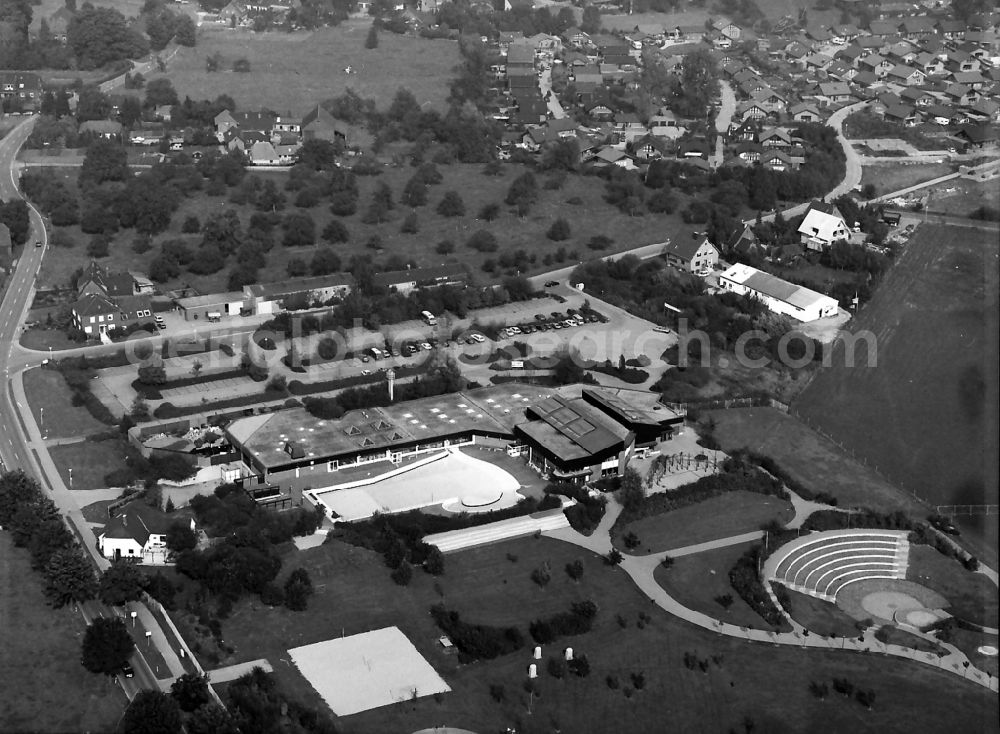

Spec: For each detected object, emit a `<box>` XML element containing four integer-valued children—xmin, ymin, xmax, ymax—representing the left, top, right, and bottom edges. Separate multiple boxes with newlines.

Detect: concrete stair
<box><xmin>426</xmin><ymin>509</ymin><xmax>570</xmax><ymax>553</ymax></box>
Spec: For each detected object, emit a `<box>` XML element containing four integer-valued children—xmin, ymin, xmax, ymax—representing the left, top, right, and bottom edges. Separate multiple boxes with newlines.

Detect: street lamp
<box><xmin>68</xmin><ymin>468</ymin><xmax>73</xmax><ymax>489</ymax></box>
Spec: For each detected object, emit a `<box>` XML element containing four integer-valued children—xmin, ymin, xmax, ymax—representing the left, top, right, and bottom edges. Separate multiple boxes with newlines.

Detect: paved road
<box><xmin>538</xmin><ymin>66</ymin><xmax>566</xmax><ymax>120</ymax></box>
<box><xmin>710</xmin><ymin>81</ymin><xmax>736</xmax><ymax>170</ymax></box>
<box><xmin>0</xmin><ymin>118</ymin><xmax>188</xmax><ymax>702</ymax></box>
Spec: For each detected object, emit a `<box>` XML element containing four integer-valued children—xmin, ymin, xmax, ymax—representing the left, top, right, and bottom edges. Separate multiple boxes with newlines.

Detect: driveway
<box><xmin>710</xmin><ymin>81</ymin><xmax>736</xmax><ymax>169</ymax></box>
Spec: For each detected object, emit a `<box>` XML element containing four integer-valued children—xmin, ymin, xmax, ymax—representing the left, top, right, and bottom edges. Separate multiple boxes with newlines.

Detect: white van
<box><xmin>421</xmin><ymin>310</ymin><xmax>437</xmax><ymax>326</ymax></box>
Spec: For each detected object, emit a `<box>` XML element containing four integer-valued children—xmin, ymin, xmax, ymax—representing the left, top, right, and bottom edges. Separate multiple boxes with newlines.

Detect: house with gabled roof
<box><xmin>798</xmin><ymin>200</ymin><xmax>851</xmax><ymax>251</ymax></box>
<box><xmin>886</xmin><ymin>64</ymin><xmax>924</xmax><ymax>86</ymax></box>
<box><xmin>900</xmin><ymin>17</ymin><xmax>937</xmax><ymax>39</ymax></box>
<box><xmin>0</xmin><ymin>71</ymin><xmax>43</xmax><ymax>112</ymax></box>
<box><xmin>789</xmin><ymin>102</ymin><xmax>823</xmax><ymax>123</ymax></box>
<box><xmin>759</xmin><ymin>127</ymin><xmax>792</xmax><ymax>149</ymax></box>
<box><xmin>836</xmin><ymin>44</ymin><xmax>866</xmax><ymax>67</ymax></box>
<box><xmin>99</xmin><ymin>502</ymin><xmax>197</xmax><ymax>564</ymax></box>
<box><xmin>663</xmin><ymin>237</ymin><xmax>719</xmax><ymax>272</ymax></box>
<box><xmin>884</xmin><ymin>103</ymin><xmax>919</xmax><ymax>126</ymax></box>
<box><xmin>936</xmin><ymin>19</ymin><xmax>967</xmax><ymax>40</ymax></box>
<box><xmin>869</xmin><ymin>19</ymin><xmax>903</xmax><ymax>38</ymax></box>
<box><xmin>944</xmin><ymin>83</ymin><xmax>979</xmax><ymax>107</ymax></box>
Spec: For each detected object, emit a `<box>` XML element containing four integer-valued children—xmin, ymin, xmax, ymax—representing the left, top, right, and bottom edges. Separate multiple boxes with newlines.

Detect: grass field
<box><xmin>906</xmin><ymin>545</ymin><xmax>999</xmax><ymax>629</ymax></box>
<box><xmin>654</xmin><ymin>541</ymin><xmax>788</xmax><ymax>632</ymax></box>
<box><xmin>707</xmin><ymin>408</ymin><xmax>929</xmax><ymax>517</ymax></box>
<box><xmin>794</xmin><ymin>223</ymin><xmax>999</xmax><ymax>559</ymax></box>
<box><xmin>144</xmin><ymin>22</ymin><xmax>459</xmax><ymax>114</ymax></box>
<box><xmin>49</xmin><ymin>438</ymin><xmax>130</xmax><ymax>490</ymax></box>
<box><xmin>0</xmin><ymin>534</ymin><xmax>127</xmax><ymax>733</ymax></box>
<box><xmin>874</xmin><ymin>626</ymin><xmax>946</xmax><ymax>657</ymax></box>
<box><xmin>23</xmin><ymin>367</ymin><xmax>109</xmax><ymax>439</ymax></box>
<box><xmin>612</xmin><ymin>491</ymin><xmax>793</xmax><ymax>555</ymax></box>
<box><xmin>860</xmin><ymin>162</ymin><xmax>956</xmax><ymax>197</ymax></box>
<box><xmin>36</xmin><ymin>162</ymin><xmax>694</xmax><ymax>296</ymax></box>
<box><xmin>927</xmin><ymin>179</ymin><xmax>999</xmax><ymax>218</ymax></box>
<box><xmin>175</xmin><ymin>534</ymin><xmax>997</xmax><ymax>733</ymax></box>
<box><xmin>778</xmin><ymin>586</ymin><xmax>860</xmax><ymax>638</ymax></box>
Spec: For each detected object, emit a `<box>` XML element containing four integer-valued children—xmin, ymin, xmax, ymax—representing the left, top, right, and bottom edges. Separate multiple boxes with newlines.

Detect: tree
<box><xmin>581</xmin><ymin>4</ymin><xmax>601</xmax><ymax>34</ymax></box>
<box><xmin>673</xmin><ymin>48</ymin><xmax>719</xmax><ymax>118</ymax></box>
<box><xmin>466</xmin><ymin>229</ymin><xmax>498</xmax><ymax>252</ymax></box>
<box><xmin>436</xmin><ymin>190</ymin><xmax>466</xmax><ymax>217</ymax></box>
<box><xmin>282</xmin><ymin>212</ymin><xmax>316</xmax><ymax>247</ymax></box>
<box><xmin>283</xmin><ymin>567</ymin><xmax>314</xmax><ymax>611</ymax></box>
<box><xmin>165</xmin><ymin>521</ymin><xmax>198</xmax><ymax>553</ymax></box>
<box><xmin>67</xmin><ymin>6</ymin><xmax>149</xmax><ymax>69</ymax></box>
<box><xmin>565</xmin><ymin>559</ymin><xmax>584</xmax><ymax>581</ymax></box>
<box><xmin>365</xmin><ymin>23</ymin><xmax>378</xmax><ymax>49</ymax></box>
<box><xmin>619</xmin><ymin>467</ymin><xmax>645</xmax><ymax>513</ymax></box>
<box><xmin>98</xmin><ymin>559</ymin><xmax>147</xmax><ymax>606</ymax></box>
<box><xmin>81</xmin><ymin>617</ymin><xmax>134</xmax><ymax>676</ymax></box>
<box><xmin>186</xmin><ymin>702</ymin><xmax>238</xmax><ymax>734</ymax></box>
<box><xmin>170</xmin><ymin>673</ymin><xmax>211</xmax><ymax>712</ymax></box>
<box><xmin>547</xmin><ymin>217</ymin><xmax>571</xmax><ymax>241</ymax></box>
<box><xmin>174</xmin><ymin>14</ymin><xmax>197</xmax><ymax>46</ymax></box>
<box><xmin>45</xmin><ymin>547</ymin><xmax>97</xmax><ymax>607</ymax></box>
<box><xmin>144</xmin><ymin>78</ymin><xmax>178</xmax><ymax>108</ymax></box>
<box><xmin>233</xmin><ymin>58</ymin><xmax>251</xmax><ymax>73</ymax></box>
<box><xmin>424</xmin><ymin>547</ymin><xmax>445</xmax><ymax>575</ymax></box>
<box><xmin>120</xmin><ymin>690</ymin><xmax>182</xmax><ymax>734</ymax></box>
<box><xmin>321</xmin><ymin>219</ymin><xmax>349</xmax><ymax>243</ymax></box>
<box><xmin>402</xmin><ymin>175</ymin><xmax>428</xmax><ymax>207</ymax></box>
<box><xmin>505</xmin><ymin>171</ymin><xmax>537</xmax><ymax>213</ymax></box>
<box><xmin>391</xmin><ymin>560</ymin><xmax>413</xmax><ymax>585</ymax></box>
<box><xmin>79</xmin><ymin>139</ymin><xmax>128</xmax><ymax>188</ymax></box>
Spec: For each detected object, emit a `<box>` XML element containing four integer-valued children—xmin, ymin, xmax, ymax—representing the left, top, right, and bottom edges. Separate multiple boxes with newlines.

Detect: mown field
<box><xmin>176</xmin><ymin>534</ymin><xmax>998</xmax><ymax>734</ymax></box>
<box><xmin>0</xmin><ymin>534</ymin><xmax>127</xmax><ymax>733</ymax></box>
<box><xmin>860</xmin><ymin>162</ymin><xmax>956</xmax><ymax>197</ymax></box>
<box><xmin>143</xmin><ymin>21</ymin><xmax>460</xmax><ymax>115</ymax></box>
<box><xmin>35</xmin><ymin>162</ymin><xmax>692</xmax><ymax>296</ymax></box>
<box><xmin>794</xmin><ymin>223</ymin><xmax>999</xmax><ymax>558</ymax></box>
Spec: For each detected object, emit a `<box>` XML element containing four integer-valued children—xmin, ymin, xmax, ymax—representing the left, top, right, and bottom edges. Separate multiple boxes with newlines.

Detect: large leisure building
<box><xmin>225</xmin><ymin>383</ymin><xmax>683</xmax><ymax>488</ymax></box>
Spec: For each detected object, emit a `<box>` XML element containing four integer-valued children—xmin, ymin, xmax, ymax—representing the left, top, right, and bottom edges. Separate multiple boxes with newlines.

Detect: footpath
<box><xmin>544</xmin><ymin>495</ymin><xmax>999</xmax><ymax>692</ymax></box>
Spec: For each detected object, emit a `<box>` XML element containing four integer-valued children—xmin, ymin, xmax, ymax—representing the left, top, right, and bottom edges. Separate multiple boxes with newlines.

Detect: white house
<box><xmin>797</xmin><ymin>202</ymin><xmax>851</xmax><ymax>251</ymax></box>
<box><xmin>98</xmin><ymin>503</ymin><xmax>196</xmax><ymax>565</ymax></box>
<box><xmin>718</xmin><ymin>264</ymin><xmax>839</xmax><ymax>322</ymax></box>
<box><xmin>661</xmin><ymin>237</ymin><xmax>719</xmax><ymax>272</ymax></box>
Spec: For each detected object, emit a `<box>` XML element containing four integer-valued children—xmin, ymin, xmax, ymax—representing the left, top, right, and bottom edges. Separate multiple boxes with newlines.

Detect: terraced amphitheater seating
<box><xmin>765</xmin><ymin>530</ymin><xmax>910</xmax><ymax>602</ymax></box>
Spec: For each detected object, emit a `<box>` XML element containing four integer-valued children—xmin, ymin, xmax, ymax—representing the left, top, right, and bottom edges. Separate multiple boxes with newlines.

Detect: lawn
<box><xmin>860</xmin><ymin>162</ymin><xmax>955</xmax><ymax>197</ymax></box>
<box><xmin>793</xmin><ymin>223</ymin><xmax>999</xmax><ymax>561</ymax></box>
<box><xmin>906</xmin><ymin>545</ymin><xmax>999</xmax><ymax>629</ymax></box>
<box><xmin>926</xmin><ymin>179</ymin><xmax>999</xmax><ymax>218</ymax></box>
<box><xmin>23</xmin><ymin>367</ymin><xmax>109</xmax><ymax>439</ymax></box>
<box><xmin>612</xmin><ymin>490</ymin><xmax>794</xmax><ymax>555</ymax></box>
<box><xmin>949</xmin><ymin>627</ymin><xmax>999</xmax><ymax>678</ymax></box>
<box><xmin>48</xmin><ymin>438</ymin><xmax>130</xmax><ymax>491</ymax></box>
<box><xmin>874</xmin><ymin>626</ymin><xmax>946</xmax><ymax>657</ymax></box>
<box><xmin>0</xmin><ymin>534</ymin><xmax>127</xmax><ymax>733</ymax></box>
<box><xmin>654</xmin><ymin>540</ymin><xmax>788</xmax><ymax>632</ymax></box>
<box><xmin>778</xmin><ymin>586</ymin><xmax>860</xmax><ymax>639</ymax></box>
<box><xmin>36</xmin><ymin>161</ymin><xmax>694</xmax><ymax>297</ymax></box>
<box><xmin>174</xmin><ymin>534</ymin><xmax>998</xmax><ymax>733</ymax></box>
<box><xmin>19</xmin><ymin>325</ymin><xmax>84</xmax><ymax>351</ymax></box>
<box><xmin>708</xmin><ymin>408</ymin><xmax>928</xmax><ymax>517</ymax></box>
<box><xmin>144</xmin><ymin>22</ymin><xmax>459</xmax><ymax>115</ymax></box>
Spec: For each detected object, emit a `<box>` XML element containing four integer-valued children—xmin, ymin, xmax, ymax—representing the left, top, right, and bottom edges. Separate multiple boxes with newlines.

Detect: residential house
<box><xmin>830</xmin><ymin>24</ymin><xmax>860</xmax><ymax>44</ymax></box>
<box><xmin>648</xmin><ymin>109</ymin><xmax>686</xmax><ymax>139</ymax></box>
<box><xmin>900</xmin><ymin>17</ymin><xmax>937</xmax><ymax>40</ymax></box>
<box><xmin>498</xmin><ymin>31</ymin><xmax>525</xmax><ymax>54</ymax></box>
<box><xmin>851</xmin><ymin>71</ymin><xmax>880</xmax><ymax>89</ymax></box>
<box><xmin>956</xmin><ymin>123</ymin><xmax>997</xmax><ymax>149</ymax></box>
<box><xmin>79</xmin><ymin>120</ymin><xmax>123</xmax><ymax>139</ymax></box>
<box><xmin>750</xmin><ymin>88</ymin><xmax>787</xmax><ymax>115</ymax></box>
<box><xmin>0</xmin><ymin>71</ymin><xmax>43</xmax><ymax>112</ymax></box>
<box><xmin>869</xmin><ymin>19</ymin><xmax>903</xmax><ymax>38</ymax></box>
<box><xmin>798</xmin><ymin>201</ymin><xmax>851</xmax><ymax>251</ymax></box>
<box><xmin>884</xmin><ymin>103</ymin><xmax>919</xmax><ymax>126</ymax></box>
<box><xmin>735</xmin><ymin>141</ymin><xmax>762</xmax><ymax>162</ymax></box>
<box><xmin>835</xmin><ymin>45</ymin><xmax>866</xmax><ymax>67</ymax></box>
<box><xmin>858</xmin><ymin>54</ymin><xmax>893</xmax><ymax>78</ymax></box>
<box><xmin>925</xmin><ymin>104</ymin><xmax>961</xmax><ymax>126</ymax></box>
<box><xmin>301</xmin><ymin>104</ymin><xmax>349</xmax><ymax>144</ymax></box>
<box><xmin>99</xmin><ymin>503</ymin><xmax>196</xmax><ymax>564</ymax></box>
<box><xmin>856</xmin><ymin>35</ymin><xmax>889</xmax><ymax>53</ymax></box>
<box><xmin>761</xmin><ymin>150</ymin><xmax>793</xmax><ymax>171</ymax></box>
<box><xmin>562</xmin><ymin>27</ymin><xmax>591</xmax><ymax>48</ymax></box>
<box><xmin>663</xmin><ymin>238</ymin><xmax>719</xmax><ymax>272</ymax></box>
<box><xmin>77</xmin><ymin>261</ymin><xmax>136</xmax><ymax>299</ymax></box>
<box><xmin>713</xmin><ymin>19</ymin><xmax>741</xmax><ymax>41</ymax></box>
<box><xmin>951</xmin><ymin>71</ymin><xmax>988</xmax><ymax>90</ymax></box>
<box><xmin>944</xmin><ymin>83</ymin><xmax>979</xmax><ymax>107</ymax></box>
<box><xmin>759</xmin><ymin>127</ymin><xmax>792</xmax><ymax>149</ymax></box>
<box><xmin>730</xmin><ymin>225</ymin><xmax>764</xmax><ymax>259</ymax></box>
<box><xmin>816</xmin><ymin>81</ymin><xmax>853</xmax><ymax>105</ymax></box>
<box><xmin>613</xmin><ymin>113</ymin><xmax>647</xmax><ymax>145</ymax></box>
<box><xmin>728</xmin><ymin>119</ymin><xmax>759</xmax><ymax>142</ymax></box>
<box><xmin>789</xmin><ymin>102</ymin><xmax>822</xmax><ymax>122</ymax></box>
<box><xmin>736</xmin><ymin>101</ymin><xmax>768</xmax><ymax>122</ymax></box>
<box><xmin>678</xmin><ymin>138</ymin><xmax>711</xmax><ymax>159</ymax></box>
<box><xmin>47</xmin><ymin>6</ymin><xmax>74</xmax><ymax>41</ymax></box>
<box><xmin>272</xmin><ymin>113</ymin><xmax>301</xmax><ymax>136</ymax></box>
<box><xmin>914</xmin><ymin>52</ymin><xmax>945</xmax><ymax>76</ymax></box>
<box><xmin>804</xmin><ymin>53</ymin><xmax>834</xmax><ymax>72</ymax></box>
<box><xmin>631</xmin><ymin>134</ymin><xmax>670</xmax><ymax>161</ymax></box>
<box><xmin>506</xmin><ymin>43</ymin><xmax>535</xmax><ymax>69</ymax></box>
<box><xmin>936</xmin><ymin>19</ymin><xmax>967</xmax><ymax>40</ymax></box>
<box><xmin>806</xmin><ymin>25</ymin><xmax>832</xmax><ymax>44</ymax></box>
<box><xmin>249</xmin><ymin>141</ymin><xmax>280</xmax><ymax>166</ymax></box>
<box><xmin>592</xmin><ymin>147</ymin><xmax>635</xmax><ymax>169</ymax></box>
<box><xmin>719</xmin><ymin>263</ymin><xmax>839</xmax><ymax>322</ymax></box>
<box><xmin>72</xmin><ymin>293</ymin><xmax>154</xmax><ymax>338</ymax></box>
<box><xmin>885</xmin><ymin>64</ymin><xmax>924</xmax><ymax>86</ymax></box>
<box><xmin>899</xmin><ymin>88</ymin><xmax>935</xmax><ymax>106</ymax></box>
<box><xmin>967</xmin><ymin>98</ymin><xmax>1000</xmax><ymax>123</ymax></box>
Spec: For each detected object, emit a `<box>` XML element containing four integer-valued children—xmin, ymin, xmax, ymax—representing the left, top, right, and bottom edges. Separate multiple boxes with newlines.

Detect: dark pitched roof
<box><xmin>662</xmin><ymin>237</ymin><xmax>715</xmax><ymax>261</ymax></box>
<box><xmin>373</xmin><ymin>264</ymin><xmax>468</xmax><ymax>289</ymax></box>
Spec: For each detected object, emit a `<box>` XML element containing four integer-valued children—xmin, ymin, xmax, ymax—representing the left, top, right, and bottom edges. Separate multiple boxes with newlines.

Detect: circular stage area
<box><xmin>978</xmin><ymin>646</ymin><xmax>998</xmax><ymax>657</ymax></box>
<box><xmin>836</xmin><ymin>578</ymin><xmax>949</xmax><ymax>624</ymax></box>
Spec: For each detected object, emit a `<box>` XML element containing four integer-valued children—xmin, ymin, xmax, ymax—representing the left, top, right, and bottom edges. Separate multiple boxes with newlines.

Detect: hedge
<box><xmin>288</xmin><ymin>362</ymin><xmax>426</xmax><ymax>396</ymax></box>
<box><xmin>430</xmin><ymin>605</ymin><xmax>524</xmax><ymax>662</ymax></box>
<box><xmin>529</xmin><ymin>600</ymin><xmax>598</xmax><ymax>644</ymax></box>
<box><xmin>153</xmin><ymin>393</ymin><xmax>286</xmax><ymax>420</ymax></box>
<box><xmin>588</xmin><ymin>362</ymin><xmax>649</xmax><ymax>385</ymax></box>
<box><xmin>728</xmin><ymin>544</ymin><xmax>789</xmax><ymax>629</ymax></box>
<box><xmin>132</xmin><ymin>368</ymin><xmax>247</xmax><ymax>400</ymax></box>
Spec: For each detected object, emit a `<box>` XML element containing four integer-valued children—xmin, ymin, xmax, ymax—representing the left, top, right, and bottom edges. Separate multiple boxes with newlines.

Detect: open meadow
<box><xmin>170</xmin><ymin>534</ymin><xmax>997</xmax><ymax>734</ymax></box>
<box><xmin>0</xmin><ymin>534</ymin><xmax>127</xmax><ymax>733</ymax></box>
<box><xmin>145</xmin><ymin>22</ymin><xmax>459</xmax><ymax>114</ymax></box>
<box><xmin>612</xmin><ymin>490</ymin><xmax>793</xmax><ymax>555</ymax></box>
<box><xmin>860</xmin><ymin>162</ymin><xmax>956</xmax><ymax>196</ymax></box>
<box><xmin>794</xmin><ymin>223</ymin><xmax>999</xmax><ymax>558</ymax></box>
<box><xmin>35</xmin><ymin>162</ymin><xmax>691</xmax><ymax>295</ymax></box>
<box><xmin>22</xmin><ymin>367</ymin><xmax>109</xmax><ymax>439</ymax></box>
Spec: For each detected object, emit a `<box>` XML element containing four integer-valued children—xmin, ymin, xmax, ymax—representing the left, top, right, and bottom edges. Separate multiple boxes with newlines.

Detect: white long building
<box><xmin>718</xmin><ymin>264</ymin><xmax>839</xmax><ymax>322</ymax></box>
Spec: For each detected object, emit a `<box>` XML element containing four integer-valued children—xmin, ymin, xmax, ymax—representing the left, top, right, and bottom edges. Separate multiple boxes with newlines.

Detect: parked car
<box><xmin>469</xmin><ymin>333</ymin><xmax>486</xmax><ymax>343</ymax></box>
<box><xmin>121</xmin><ymin>662</ymin><xmax>134</xmax><ymax>679</ymax></box>
<box><xmin>421</xmin><ymin>342</ymin><xmax>432</xmax><ymax>350</ymax></box>
<box><xmin>544</xmin><ymin>280</ymin><xmax>559</xmax><ymax>287</ymax></box>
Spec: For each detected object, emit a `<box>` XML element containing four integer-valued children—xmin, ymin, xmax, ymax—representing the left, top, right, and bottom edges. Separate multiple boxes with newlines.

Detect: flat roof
<box><xmin>583</xmin><ymin>387</ymin><xmax>681</xmax><ymax>426</ymax></box>
<box><xmin>228</xmin><ymin>383</ymin><xmax>562</xmax><ymax>469</ymax></box>
<box><xmin>176</xmin><ymin>291</ymin><xmax>245</xmax><ymax>309</ymax></box>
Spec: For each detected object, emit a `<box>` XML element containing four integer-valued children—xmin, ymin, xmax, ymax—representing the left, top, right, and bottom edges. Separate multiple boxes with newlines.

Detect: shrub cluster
<box><xmin>728</xmin><ymin>544</ymin><xmax>787</xmax><ymax>628</ymax></box>
<box><xmin>529</xmin><ymin>600</ymin><xmax>598</xmax><ymax>644</ymax></box>
<box><xmin>545</xmin><ymin>482</ymin><xmax>606</xmax><ymax>535</ymax></box>
<box><xmin>430</xmin><ymin>605</ymin><xmax>524</xmax><ymax>662</ymax></box>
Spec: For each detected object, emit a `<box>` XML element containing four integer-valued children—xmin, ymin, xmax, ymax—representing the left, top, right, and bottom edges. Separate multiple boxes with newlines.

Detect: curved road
<box><xmin>0</xmin><ymin>117</ymin><xmax>176</xmax><ymax>701</ymax></box>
